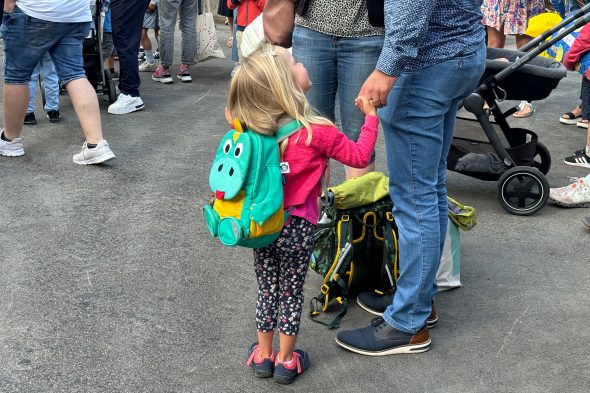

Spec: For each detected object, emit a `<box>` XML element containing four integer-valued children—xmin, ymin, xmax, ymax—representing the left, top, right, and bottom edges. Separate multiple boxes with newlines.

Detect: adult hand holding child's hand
<box><xmin>355</xmin><ymin>95</ymin><xmax>377</xmax><ymax>117</ymax></box>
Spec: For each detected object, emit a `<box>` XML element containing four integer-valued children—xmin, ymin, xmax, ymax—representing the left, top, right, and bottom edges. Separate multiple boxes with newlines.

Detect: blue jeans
<box><xmin>292</xmin><ymin>26</ymin><xmax>383</xmax><ymax>160</ymax></box>
<box><xmin>28</xmin><ymin>52</ymin><xmax>59</xmax><ymax>112</ymax></box>
<box><xmin>380</xmin><ymin>44</ymin><xmax>486</xmax><ymax>334</ymax></box>
<box><xmin>1</xmin><ymin>6</ymin><xmax>89</xmax><ymax>85</ymax></box>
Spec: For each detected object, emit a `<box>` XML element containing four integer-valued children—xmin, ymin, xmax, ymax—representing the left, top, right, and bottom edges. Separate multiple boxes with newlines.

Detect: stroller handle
<box><xmin>519</xmin><ymin>3</ymin><xmax>590</xmax><ymax>53</ymax></box>
<box><xmin>491</xmin><ymin>4</ymin><xmax>590</xmax><ymax>85</ymax></box>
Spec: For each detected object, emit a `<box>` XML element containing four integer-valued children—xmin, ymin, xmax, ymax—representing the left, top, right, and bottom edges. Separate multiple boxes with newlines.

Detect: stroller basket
<box><xmin>482</xmin><ymin>48</ymin><xmax>566</xmax><ymax>102</ymax></box>
<box><xmin>448</xmin><ymin>128</ymin><xmax>538</xmax><ymax>181</ymax></box>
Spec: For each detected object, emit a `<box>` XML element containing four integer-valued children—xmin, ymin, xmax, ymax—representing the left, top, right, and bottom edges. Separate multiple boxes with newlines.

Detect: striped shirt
<box><xmin>377</xmin><ymin>0</ymin><xmax>485</xmax><ymax>77</ymax></box>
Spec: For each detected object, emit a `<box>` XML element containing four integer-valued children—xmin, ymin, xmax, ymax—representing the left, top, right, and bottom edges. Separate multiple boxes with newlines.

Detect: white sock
<box><xmin>145</xmin><ymin>50</ymin><xmax>154</xmax><ymax>64</ymax></box>
<box><xmin>585</xmin><ymin>145</ymin><xmax>590</xmax><ymax>156</ymax></box>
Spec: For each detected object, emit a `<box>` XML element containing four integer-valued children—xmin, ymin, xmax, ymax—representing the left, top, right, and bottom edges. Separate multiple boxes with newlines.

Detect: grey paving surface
<box><xmin>1</xmin><ymin>28</ymin><xmax>590</xmax><ymax>393</ymax></box>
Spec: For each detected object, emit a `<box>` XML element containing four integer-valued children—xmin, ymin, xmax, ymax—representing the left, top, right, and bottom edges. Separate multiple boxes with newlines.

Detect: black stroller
<box><xmin>41</xmin><ymin>0</ymin><xmax>117</xmax><ymax>105</ymax></box>
<box><xmin>449</xmin><ymin>4</ymin><xmax>590</xmax><ymax>216</ymax></box>
<box><xmin>84</xmin><ymin>0</ymin><xmax>117</xmax><ymax>104</ymax></box>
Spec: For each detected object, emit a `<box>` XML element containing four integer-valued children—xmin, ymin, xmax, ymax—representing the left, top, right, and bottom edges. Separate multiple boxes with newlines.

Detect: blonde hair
<box><xmin>227</xmin><ymin>43</ymin><xmax>333</xmax><ymax>151</ymax></box>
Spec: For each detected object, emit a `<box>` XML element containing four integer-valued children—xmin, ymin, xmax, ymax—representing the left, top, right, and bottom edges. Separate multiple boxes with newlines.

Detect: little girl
<box><xmin>226</xmin><ymin>43</ymin><xmax>378</xmax><ymax>384</ymax></box>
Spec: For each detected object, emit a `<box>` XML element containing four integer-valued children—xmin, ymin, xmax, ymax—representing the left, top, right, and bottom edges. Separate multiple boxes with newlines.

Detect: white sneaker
<box><xmin>73</xmin><ymin>140</ymin><xmax>116</xmax><ymax>165</ymax></box>
<box><xmin>139</xmin><ymin>61</ymin><xmax>157</xmax><ymax>72</ymax></box>
<box><xmin>108</xmin><ymin>93</ymin><xmax>145</xmax><ymax>115</ymax></box>
<box><xmin>549</xmin><ymin>176</ymin><xmax>590</xmax><ymax>207</ymax></box>
<box><xmin>0</xmin><ymin>130</ymin><xmax>25</xmax><ymax>157</ymax></box>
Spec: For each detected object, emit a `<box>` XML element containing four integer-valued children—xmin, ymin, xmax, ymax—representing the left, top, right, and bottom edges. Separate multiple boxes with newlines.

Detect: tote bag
<box><xmin>196</xmin><ymin>0</ymin><xmax>225</xmax><ymax>62</ymax></box>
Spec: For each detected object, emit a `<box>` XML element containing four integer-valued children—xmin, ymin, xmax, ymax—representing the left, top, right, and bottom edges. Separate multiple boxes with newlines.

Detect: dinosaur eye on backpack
<box><xmin>234</xmin><ymin>143</ymin><xmax>243</xmax><ymax>158</ymax></box>
<box><xmin>223</xmin><ymin>139</ymin><xmax>232</xmax><ymax>154</ymax></box>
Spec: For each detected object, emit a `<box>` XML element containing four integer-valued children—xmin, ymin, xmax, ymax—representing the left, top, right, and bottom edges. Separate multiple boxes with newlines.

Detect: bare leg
<box><xmin>105</xmin><ymin>56</ymin><xmax>115</xmax><ymax>70</ymax></box>
<box><xmin>486</xmin><ymin>26</ymin><xmax>506</xmax><ymax>48</ymax></box>
<box><xmin>64</xmin><ymin>78</ymin><xmax>103</xmax><ymax>144</ymax></box>
<box><xmin>586</xmin><ymin>122</ymin><xmax>590</xmax><ymax>147</ymax></box>
<box><xmin>515</xmin><ymin>34</ymin><xmax>532</xmax><ymax>49</ymax></box>
<box><xmin>155</xmin><ymin>28</ymin><xmax>160</xmax><ymax>45</ymax></box>
<box><xmin>278</xmin><ymin>333</ymin><xmax>297</xmax><ymax>362</ymax></box>
<box><xmin>346</xmin><ymin>162</ymin><xmax>376</xmax><ymax>179</ymax></box>
<box><xmin>256</xmin><ymin>331</ymin><xmax>274</xmax><ymax>359</ymax></box>
<box><xmin>3</xmin><ymin>84</ymin><xmax>29</xmax><ymax>140</ymax></box>
<box><xmin>141</xmin><ymin>29</ymin><xmax>152</xmax><ymax>51</ymax></box>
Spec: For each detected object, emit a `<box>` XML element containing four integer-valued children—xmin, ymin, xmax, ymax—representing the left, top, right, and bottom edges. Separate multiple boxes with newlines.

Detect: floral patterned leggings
<box><xmin>253</xmin><ymin>217</ymin><xmax>315</xmax><ymax>336</ymax></box>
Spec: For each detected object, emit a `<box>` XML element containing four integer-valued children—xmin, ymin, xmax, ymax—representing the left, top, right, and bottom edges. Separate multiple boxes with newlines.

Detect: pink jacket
<box><xmin>282</xmin><ymin>115</ymin><xmax>379</xmax><ymax>224</ymax></box>
<box><xmin>564</xmin><ymin>23</ymin><xmax>590</xmax><ymax>79</ymax></box>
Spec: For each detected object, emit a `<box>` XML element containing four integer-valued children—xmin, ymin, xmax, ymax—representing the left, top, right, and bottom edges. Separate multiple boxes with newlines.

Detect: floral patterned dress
<box><xmin>482</xmin><ymin>0</ymin><xmax>546</xmax><ymax>35</ymax></box>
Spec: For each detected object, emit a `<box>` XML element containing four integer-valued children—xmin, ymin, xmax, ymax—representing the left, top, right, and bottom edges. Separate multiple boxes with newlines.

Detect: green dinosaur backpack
<box><xmin>203</xmin><ymin>119</ymin><xmax>302</xmax><ymax>248</ymax></box>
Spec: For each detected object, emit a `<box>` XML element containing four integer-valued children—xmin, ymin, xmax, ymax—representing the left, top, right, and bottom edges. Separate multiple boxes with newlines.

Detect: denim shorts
<box><xmin>1</xmin><ymin>6</ymin><xmax>90</xmax><ymax>85</ymax></box>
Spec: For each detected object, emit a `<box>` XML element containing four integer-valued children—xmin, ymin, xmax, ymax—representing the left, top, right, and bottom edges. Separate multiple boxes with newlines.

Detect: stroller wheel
<box><xmin>533</xmin><ymin>142</ymin><xmax>551</xmax><ymax>175</ymax></box>
<box><xmin>497</xmin><ymin>167</ymin><xmax>549</xmax><ymax>216</ymax></box>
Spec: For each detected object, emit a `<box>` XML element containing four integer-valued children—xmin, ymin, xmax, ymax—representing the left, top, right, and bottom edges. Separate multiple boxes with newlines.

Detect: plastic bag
<box><xmin>196</xmin><ymin>6</ymin><xmax>225</xmax><ymax>63</ymax></box>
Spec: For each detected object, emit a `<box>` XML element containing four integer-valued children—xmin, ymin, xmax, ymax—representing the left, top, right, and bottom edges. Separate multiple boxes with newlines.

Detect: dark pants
<box><xmin>110</xmin><ymin>0</ymin><xmax>149</xmax><ymax>97</ymax></box>
<box><xmin>581</xmin><ymin>77</ymin><xmax>590</xmax><ymax>120</ymax></box>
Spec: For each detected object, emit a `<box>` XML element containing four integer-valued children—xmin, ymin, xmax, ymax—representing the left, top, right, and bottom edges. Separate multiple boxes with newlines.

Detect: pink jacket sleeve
<box><xmin>314</xmin><ymin>115</ymin><xmax>379</xmax><ymax>169</ymax></box>
<box><xmin>564</xmin><ymin>24</ymin><xmax>590</xmax><ymax>70</ymax></box>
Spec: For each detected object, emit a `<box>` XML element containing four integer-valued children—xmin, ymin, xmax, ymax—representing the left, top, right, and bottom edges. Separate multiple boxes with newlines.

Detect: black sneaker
<box><xmin>336</xmin><ymin>317</ymin><xmax>431</xmax><ymax>356</ymax></box>
<box><xmin>564</xmin><ymin>148</ymin><xmax>590</xmax><ymax>169</ymax></box>
<box><xmin>246</xmin><ymin>342</ymin><xmax>275</xmax><ymax>378</ymax></box>
<box><xmin>273</xmin><ymin>349</ymin><xmax>310</xmax><ymax>384</ymax></box>
<box><xmin>112</xmin><ymin>72</ymin><xmax>119</xmax><ymax>81</ymax></box>
<box><xmin>138</xmin><ymin>51</ymin><xmax>146</xmax><ymax>62</ymax></box>
<box><xmin>357</xmin><ymin>290</ymin><xmax>438</xmax><ymax>328</ymax></box>
<box><xmin>154</xmin><ymin>50</ymin><xmax>160</xmax><ymax>60</ymax></box>
<box><xmin>23</xmin><ymin>112</ymin><xmax>37</xmax><ymax>125</ymax></box>
<box><xmin>46</xmin><ymin>110</ymin><xmax>61</xmax><ymax>123</ymax></box>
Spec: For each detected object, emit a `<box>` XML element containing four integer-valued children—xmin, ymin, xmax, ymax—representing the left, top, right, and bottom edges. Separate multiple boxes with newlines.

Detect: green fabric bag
<box><xmin>329</xmin><ymin>171</ymin><xmax>390</xmax><ymax>209</ymax></box>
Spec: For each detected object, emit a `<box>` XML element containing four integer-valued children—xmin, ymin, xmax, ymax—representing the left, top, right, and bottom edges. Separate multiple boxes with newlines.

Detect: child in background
<box><xmin>227</xmin><ymin>0</ymin><xmax>265</xmax><ymax>57</ymax></box>
<box><xmin>562</xmin><ymin>21</ymin><xmax>590</xmax><ymax>168</ymax></box>
<box><xmin>139</xmin><ymin>0</ymin><xmax>160</xmax><ymax>72</ymax></box>
<box><xmin>101</xmin><ymin>0</ymin><xmax>118</xmax><ymax>80</ymax></box>
<box><xmin>225</xmin><ymin>43</ymin><xmax>378</xmax><ymax>384</ymax></box>
<box><xmin>25</xmin><ymin>52</ymin><xmax>60</xmax><ymax>125</ymax></box>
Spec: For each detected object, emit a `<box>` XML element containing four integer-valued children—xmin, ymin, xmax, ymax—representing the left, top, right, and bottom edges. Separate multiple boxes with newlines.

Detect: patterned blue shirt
<box><xmin>377</xmin><ymin>0</ymin><xmax>485</xmax><ymax>77</ymax></box>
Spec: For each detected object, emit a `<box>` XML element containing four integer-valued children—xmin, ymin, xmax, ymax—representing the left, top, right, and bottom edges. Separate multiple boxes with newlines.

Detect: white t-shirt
<box><xmin>17</xmin><ymin>0</ymin><xmax>92</xmax><ymax>23</ymax></box>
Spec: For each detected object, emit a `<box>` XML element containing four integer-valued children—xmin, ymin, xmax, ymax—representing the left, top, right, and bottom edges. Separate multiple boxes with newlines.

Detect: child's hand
<box><xmin>224</xmin><ymin>107</ymin><xmax>233</xmax><ymax>127</ymax></box>
<box><xmin>355</xmin><ymin>95</ymin><xmax>377</xmax><ymax>117</ymax></box>
<box><xmin>147</xmin><ymin>3</ymin><xmax>156</xmax><ymax>12</ymax></box>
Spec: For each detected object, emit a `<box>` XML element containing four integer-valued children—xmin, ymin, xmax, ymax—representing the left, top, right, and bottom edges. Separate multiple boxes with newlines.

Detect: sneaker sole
<box><xmin>253</xmin><ymin>369</ymin><xmax>273</xmax><ymax>378</ymax></box>
<box><xmin>73</xmin><ymin>151</ymin><xmax>116</xmax><ymax>165</ymax></box>
<box><xmin>356</xmin><ymin>298</ymin><xmax>438</xmax><ymax>329</ymax></box>
<box><xmin>577</xmin><ymin>122</ymin><xmax>589</xmax><ymax>128</ymax></box>
<box><xmin>273</xmin><ymin>364</ymin><xmax>310</xmax><ymax>384</ymax></box>
<box><xmin>563</xmin><ymin>159</ymin><xmax>590</xmax><ymax>169</ymax></box>
<box><xmin>0</xmin><ymin>149</ymin><xmax>25</xmax><ymax>157</ymax></box>
<box><xmin>177</xmin><ymin>75</ymin><xmax>192</xmax><ymax>83</ymax></box>
<box><xmin>335</xmin><ymin>337</ymin><xmax>431</xmax><ymax>356</ymax></box>
<box><xmin>152</xmin><ymin>76</ymin><xmax>173</xmax><ymax>84</ymax></box>
<box><xmin>108</xmin><ymin>103</ymin><xmax>145</xmax><ymax>115</ymax></box>
<box><xmin>548</xmin><ymin>197</ymin><xmax>590</xmax><ymax>208</ymax></box>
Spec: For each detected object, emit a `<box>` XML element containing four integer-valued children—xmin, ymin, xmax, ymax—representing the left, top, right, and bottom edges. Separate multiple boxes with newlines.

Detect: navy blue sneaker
<box><xmin>357</xmin><ymin>291</ymin><xmax>439</xmax><ymax>328</ymax></box>
<box><xmin>246</xmin><ymin>342</ymin><xmax>275</xmax><ymax>378</ymax></box>
<box><xmin>335</xmin><ymin>317</ymin><xmax>431</xmax><ymax>356</ymax></box>
<box><xmin>273</xmin><ymin>349</ymin><xmax>310</xmax><ymax>385</ymax></box>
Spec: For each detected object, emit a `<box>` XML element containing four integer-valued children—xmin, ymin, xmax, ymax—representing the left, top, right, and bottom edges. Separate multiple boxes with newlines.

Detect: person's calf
<box><xmin>3</xmin><ymin>83</ymin><xmax>30</xmax><ymax>140</ymax></box>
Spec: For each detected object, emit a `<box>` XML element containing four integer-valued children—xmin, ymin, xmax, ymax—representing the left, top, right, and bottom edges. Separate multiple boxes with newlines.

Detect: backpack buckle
<box><xmin>320</xmin><ymin>284</ymin><xmax>330</xmax><ymax>295</ymax></box>
<box><xmin>386</xmin><ymin>212</ymin><xmax>394</xmax><ymax>221</ymax></box>
<box><xmin>341</xmin><ymin>215</ymin><xmax>350</xmax><ymax>222</ymax></box>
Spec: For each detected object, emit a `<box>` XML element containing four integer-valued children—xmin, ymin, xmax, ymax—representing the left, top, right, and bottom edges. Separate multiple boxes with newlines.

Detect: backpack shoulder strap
<box><xmin>276</xmin><ymin>119</ymin><xmax>303</xmax><ymax>142</ymax></box>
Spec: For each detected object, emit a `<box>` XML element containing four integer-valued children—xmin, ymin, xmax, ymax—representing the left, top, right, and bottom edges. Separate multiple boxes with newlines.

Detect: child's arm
<box><xmin>564</xmin><ymin>24</ymin><xmax>590</xmax><ymax>70</ymax></box>
<box><xmin>315</xmin><ymin>103</ymin><xmax>379</xmax><ymax>169</ymax></box>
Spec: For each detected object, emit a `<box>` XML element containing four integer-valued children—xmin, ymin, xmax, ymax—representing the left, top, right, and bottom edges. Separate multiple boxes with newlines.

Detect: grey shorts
<box><xmin>143</xmin><ymin>9</ymin><xmax>159</xmax><ymax>30</ymax></box>
<box><xmin>102</xmin><ymin>32</ymin><xmax>117</xmax><ymax>58</ymax></box>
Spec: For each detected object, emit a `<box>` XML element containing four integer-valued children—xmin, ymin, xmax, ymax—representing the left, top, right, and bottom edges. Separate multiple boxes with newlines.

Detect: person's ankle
<box><xmin>277</xmin><ymin>352</ymin><xmax>293</xmax><ymax>363</ymax></box>
<box><xmin>256</xmin><ymin>346</ymin><xmax>273</xmax><ymax>360</ymax></box>
<box><xmin>1</xmin><ymin>131</ymin><xmax>14</xmax><ymax>142</ymax></box>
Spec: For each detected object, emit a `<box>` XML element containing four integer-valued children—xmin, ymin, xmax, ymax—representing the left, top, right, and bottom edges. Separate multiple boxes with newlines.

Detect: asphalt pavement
<box><xmin>1</xmin><ymin>26</ymin><xmax>589</xmax><ymax>393</ymax></box>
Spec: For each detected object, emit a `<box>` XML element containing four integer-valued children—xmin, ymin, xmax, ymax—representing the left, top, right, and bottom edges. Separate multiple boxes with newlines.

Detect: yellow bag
<box><xmin>329</xmin><ymin>171</ymin><xmax>389</xmax><ymax>209</ymax></box>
